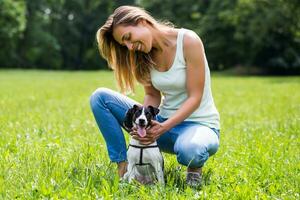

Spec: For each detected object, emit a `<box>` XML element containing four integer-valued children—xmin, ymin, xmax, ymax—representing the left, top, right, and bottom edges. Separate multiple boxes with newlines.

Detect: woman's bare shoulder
<box><xmin>182</xmin><ymin>29</ymin><xmax>204</xmax><ymax>61</ymax></box>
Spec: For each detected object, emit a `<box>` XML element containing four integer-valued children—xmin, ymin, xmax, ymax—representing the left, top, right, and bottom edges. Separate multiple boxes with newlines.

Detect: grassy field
<box><xmin>0</xmin><ymin>70</ymin><xmax>299</xmax><ymax>199</ymax></box>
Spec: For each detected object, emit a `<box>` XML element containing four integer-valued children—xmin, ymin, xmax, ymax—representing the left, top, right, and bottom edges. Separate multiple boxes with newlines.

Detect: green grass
<box><xmin>0</xmin><ymin>70</ymin><xmax>299</xmax><ymax>199</ymax></box>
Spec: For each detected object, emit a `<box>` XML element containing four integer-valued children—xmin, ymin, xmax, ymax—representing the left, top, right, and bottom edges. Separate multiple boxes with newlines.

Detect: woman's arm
<box><xmin>143</xmin><ymin>84</ymin><xmax>161</xmax><ymax>108</ymax></box>
<box><xmin>162</xmin><ymin>30</ymin><xmax>205</xmax><ymax>130</ymax></box>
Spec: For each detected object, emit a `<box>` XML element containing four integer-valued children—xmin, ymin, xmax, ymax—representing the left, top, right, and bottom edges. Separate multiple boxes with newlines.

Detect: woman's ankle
<box><xmin>117</xmin><ymin>161</ymin><xmax>128</xmax><ymax>177</ymax></box>
<box><xmin>187</xmin><ymin>167</ymin><xmax>202</xmax><ymax>174</ymax></box>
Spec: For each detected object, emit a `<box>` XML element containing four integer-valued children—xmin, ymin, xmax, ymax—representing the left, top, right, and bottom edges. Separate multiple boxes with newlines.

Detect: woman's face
<box><xmin>113</xmin><ymin>22</ymin><xmax>152</xmax><ymax>53</ymax></box>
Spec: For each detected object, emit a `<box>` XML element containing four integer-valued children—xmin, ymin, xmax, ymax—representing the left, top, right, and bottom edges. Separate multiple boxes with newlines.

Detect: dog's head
<box><xmin>123</xmin><ymin>105</ymin><xmax>159</xmax><ymax>137</ymax></box>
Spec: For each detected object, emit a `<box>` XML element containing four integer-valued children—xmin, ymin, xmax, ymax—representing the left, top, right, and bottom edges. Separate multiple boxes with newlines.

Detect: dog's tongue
<box><xmin>137</xmin><ymin>126</ymin><xmax>146</xmax><ymax>137</ymax></box>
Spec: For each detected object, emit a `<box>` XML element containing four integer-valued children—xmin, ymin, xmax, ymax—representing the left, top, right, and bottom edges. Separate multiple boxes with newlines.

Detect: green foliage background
<box><xmin>0</xmin><ymin>0</ymin><xmax>299</xmax><ymax>73</ymax></box>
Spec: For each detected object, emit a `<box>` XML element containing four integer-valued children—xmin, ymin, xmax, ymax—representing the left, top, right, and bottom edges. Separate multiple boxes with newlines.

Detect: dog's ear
<box><xmin>123</xmin><ymin>108</ymin><xmax>134</xmax><ymax>131</ymax></box>
<box><xmin>123</xmin><ymin>104</ymin><xmax>140</xmax><ymax>131</ymax></box>
<box><xmin>133</xmin><ymin>104</ymin><xmax>140</xmax><ymax>111</ymax></box>
<box><xmin>147</xmin><ymin>105</ymin><xmax>159</xmax><ymax>116</ymax></box>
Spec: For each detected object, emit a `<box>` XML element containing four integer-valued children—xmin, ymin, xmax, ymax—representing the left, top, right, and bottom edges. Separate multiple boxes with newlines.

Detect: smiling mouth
<box><xmin>134</xmin><ymin>43</ymin><xmax>142</xmax><ymax>51</ymax></box>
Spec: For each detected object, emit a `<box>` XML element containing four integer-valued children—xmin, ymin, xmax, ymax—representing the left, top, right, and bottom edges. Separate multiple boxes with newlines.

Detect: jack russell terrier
<box><xmin>122</xmin><ymin>105</ymin><xmax>164</xmax><ymax>185</ymax></box>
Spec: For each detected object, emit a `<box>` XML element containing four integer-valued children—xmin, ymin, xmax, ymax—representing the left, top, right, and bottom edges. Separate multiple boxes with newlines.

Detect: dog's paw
<box><xmin>122</xmin><ymin>172</ymin><xmax>129</xmax><ymax>181</ymax></box>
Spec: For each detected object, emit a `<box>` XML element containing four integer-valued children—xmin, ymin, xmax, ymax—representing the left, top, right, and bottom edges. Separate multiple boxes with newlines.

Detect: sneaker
<box><xmin>186</xmin><ymin>172</ymin><xmax>202</xmax><ymax>188</ymax></box>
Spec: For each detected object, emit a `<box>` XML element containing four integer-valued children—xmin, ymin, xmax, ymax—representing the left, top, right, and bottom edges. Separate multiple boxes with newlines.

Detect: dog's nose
<box><xmin>139</xmin><ymin>119</ymin><xmax>145</xmax><ymax>125</ymax></box>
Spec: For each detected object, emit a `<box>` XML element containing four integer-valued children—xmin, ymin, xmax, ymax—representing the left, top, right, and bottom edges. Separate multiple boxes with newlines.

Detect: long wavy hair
<box><xmin>96</xmin><ymin>5</ymin><xmax>173</xmax><ymax>93</ymax></box>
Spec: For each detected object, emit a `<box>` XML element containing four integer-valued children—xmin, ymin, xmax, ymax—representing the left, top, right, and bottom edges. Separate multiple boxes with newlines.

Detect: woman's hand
<box><xmin>130</xmin><ymin>120</ymin><xmax>168</xmax><ymax>145</ymax></box>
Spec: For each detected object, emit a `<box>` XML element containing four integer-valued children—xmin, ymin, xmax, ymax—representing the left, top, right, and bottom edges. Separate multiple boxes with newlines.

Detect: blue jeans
<box><xmin>90</xmin><ymin>88</ymin><xmax>220</xmax><ymax>168</ymax></box>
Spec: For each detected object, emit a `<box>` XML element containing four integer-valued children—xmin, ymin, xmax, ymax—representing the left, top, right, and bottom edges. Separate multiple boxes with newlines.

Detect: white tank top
<box><xmin>150</xmin><ymin>28</ymin><xmax>220</xmax><ymax>129</ymax></box>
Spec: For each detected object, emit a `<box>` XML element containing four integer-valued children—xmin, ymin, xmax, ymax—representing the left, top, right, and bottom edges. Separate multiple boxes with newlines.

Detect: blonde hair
<box><xmin>96</xmin><ymin>5</ymin><xmax>173</xmax><ymax>93</ymax></box>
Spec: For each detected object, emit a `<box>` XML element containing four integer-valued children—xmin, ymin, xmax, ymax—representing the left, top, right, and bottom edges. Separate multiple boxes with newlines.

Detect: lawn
<box><xmin>0</xmin><ymin>70</ymin><xmax>299</xmax><ymax>199</ymax></box>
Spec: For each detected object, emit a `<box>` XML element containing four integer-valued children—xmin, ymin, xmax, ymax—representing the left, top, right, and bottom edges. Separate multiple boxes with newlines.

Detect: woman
<box><xmin>90</xmin><ymin>5</ymin><xmax>220</xmax><ymax>187</ymax></box>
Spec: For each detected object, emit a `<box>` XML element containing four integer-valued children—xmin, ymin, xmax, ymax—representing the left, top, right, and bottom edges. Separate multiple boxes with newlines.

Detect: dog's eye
<box><xmin>136</xmin><ymin>110</ymin><xmax>142</xmax><ymax>115</ymax></box>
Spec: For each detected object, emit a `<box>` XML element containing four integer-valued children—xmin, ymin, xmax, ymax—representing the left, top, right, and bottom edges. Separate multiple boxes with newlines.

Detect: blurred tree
<box><xmin>49</xmin><ymin>0</ymin><xmax>115</xmax><ymax>70</ymax></box>
<box><xmin>198</xmin><ymin>0</ymin><xmax>238</xmax><ymax>70</ymax></box>
<box><xmin>230</xmin><ymin>0</ymin><xmax>300</xmax><ymax>73</ymax></box>
<box><xmin>0</xmin><ymin>0</ymin><xmax>299</xmax><ymax>73</ymax></box>
<box><xmin>16</xmin><ymin>0</ymin><xmax>135</xmax><ymax>70</ymax></box>
<box><xmin>17</xmin><ymin>0</ymin><xmax>63</xmax><ymax>69</ymax></box>
<box><xmin>137</xmin><ymin>0</ymin><xmax>209</xmax><ymax>32</ymax></box>
<box><xmin>0</xmin><ymin>0</ymin><xmax>26</xmax><ymax>67</ymax></box>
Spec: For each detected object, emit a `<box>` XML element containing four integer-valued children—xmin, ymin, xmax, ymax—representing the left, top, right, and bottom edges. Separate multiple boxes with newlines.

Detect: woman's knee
<box><xmin>90</xmin><ymin>87</ymin><xmax>112</xmax><ymax>109</ymax></box>
<box><xmin>175</xmin><ymin>142</ymin><xmax>209</xmax><ymax>168</ymax></box>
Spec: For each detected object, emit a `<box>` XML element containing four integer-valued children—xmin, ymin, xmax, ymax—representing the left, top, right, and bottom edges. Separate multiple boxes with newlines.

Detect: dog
<box><xmin>122</xmin><ymin>104</ymin><xmax>164</xmax><ymax>185</ymax></box>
